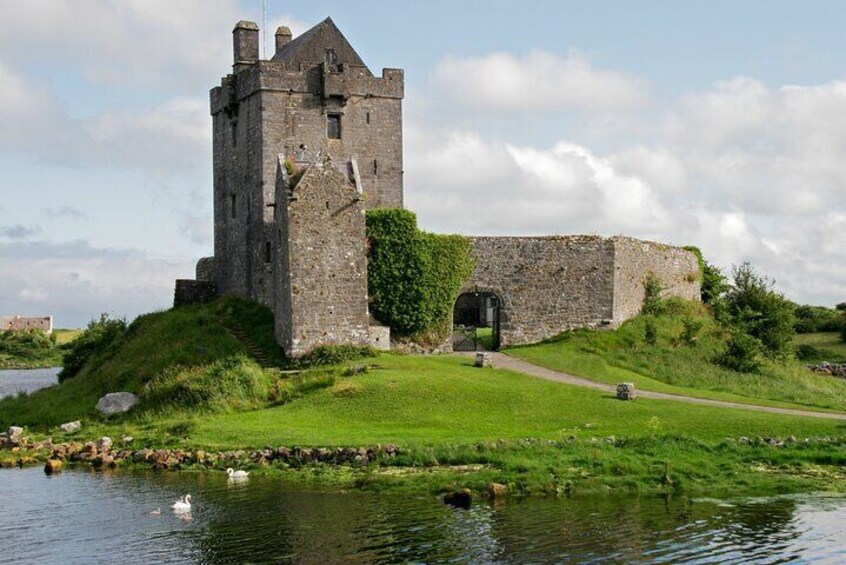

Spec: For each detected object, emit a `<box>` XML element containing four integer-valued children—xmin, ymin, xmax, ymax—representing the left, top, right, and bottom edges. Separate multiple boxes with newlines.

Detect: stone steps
<box><xmin>221</xmin><ymin>319</ymin><xmax>276</xmax><ymax>368</ymax></box>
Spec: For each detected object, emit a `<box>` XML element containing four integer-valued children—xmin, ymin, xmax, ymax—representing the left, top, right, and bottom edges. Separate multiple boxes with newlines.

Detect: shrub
<box><xmin>680</xmin><ymin>317</ymin><xmax>703</xmax><ymax>347</ymax></box>
<box><xmin>641</xmin><ymin>272</ymin><xmax>665</xmax><ymax>316</ymax></box>
<box><xmin>684</xmin><ymin>246</ymin><xmax>728</xmax><ymax>305</ymax></box>
<box><xmin>366</xmin><ymin>209</ymin><xmax>474</xmax><ymax>339</ymax></box>
<box><xmin>795</xmin><ymin>344</ymin><xmax>821</xmax><ymax>361</ymax></box>
<box><xmin>723</xmin><ymin>263</ymin><xmax>795</xmax><ymax>360</ymax></box>
<box><xmin>296</xmin><ymin>344</ymin><xmax>378</xmax><ymax>367</ymax></box>
<box><xmin>59</xmin><ymin>314</ymin><xmax>127</xmax><ymax>382</ymax></box>
<box><xmin>793</xmin><ymin>304</ymin><xmax>843</xmax><ymax>333</ymax></box>
<box><xmin>717</xmin><ymin>330</ymin><xmax>762</xmax><ymax>373</ymax></box>
<box><xmin>0</xmin><ymin>329</ymin><xmax>55</xmax><ymax>358</ymax></box>
<box><xmin>644</xmin><ymin>318</ymin><xmax>658</xmax><ymax>345</ymax></box>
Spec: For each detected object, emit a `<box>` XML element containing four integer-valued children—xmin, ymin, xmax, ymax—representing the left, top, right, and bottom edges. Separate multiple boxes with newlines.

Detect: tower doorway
<box><xmin>452</xmin><ymin>291</ymin><xmax>501</xmax><ymax>351</ymax></box>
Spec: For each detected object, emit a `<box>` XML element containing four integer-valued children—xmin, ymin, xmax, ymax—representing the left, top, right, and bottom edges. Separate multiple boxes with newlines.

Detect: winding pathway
<box><xmin>475</xmin><ymin>352</ymin><xmax>846</xmax><ymax>421</ymax></box>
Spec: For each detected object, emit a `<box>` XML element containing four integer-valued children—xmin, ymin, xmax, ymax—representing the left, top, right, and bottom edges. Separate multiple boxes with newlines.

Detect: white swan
<box><xmin>226</xmin><ymin>468</ymin><xmax>249</xmax><ymax>480</ymax></box>
<box><xmin>171</xmin><ymin>494</ymin><xmax>192</xmax><ymax>513</ymax></box>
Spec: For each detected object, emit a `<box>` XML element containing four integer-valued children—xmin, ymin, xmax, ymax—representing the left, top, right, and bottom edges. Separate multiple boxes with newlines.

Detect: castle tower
<box><xmin>206</xmin><ymin>18</ymin><xmax>401</xmax><ymax>355</ymax></box>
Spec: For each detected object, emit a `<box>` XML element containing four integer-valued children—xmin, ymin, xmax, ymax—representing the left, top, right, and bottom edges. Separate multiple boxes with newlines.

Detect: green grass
<box><xmin>188</xmin><ymin>354</ymin><xmax>844</xmax><ymax>449</ymax></box>
<box><xmin>795</xmin><ymin>332</ymin><xmax>846</xmax><ymax>363</ymax></box>
<box><xmin>5</xmin><ymin>297</ymin><xmax>846</xmax><ymax>497</ymax></box>
<box><xmin>508</xmin><ymin>301</ymin><xmax>846</xmax><ymax>413</ymax></box>
<box><xmin>53</xmin><ymin>329</ymin><xmax>83</xmax><ymax>346</ymax></box>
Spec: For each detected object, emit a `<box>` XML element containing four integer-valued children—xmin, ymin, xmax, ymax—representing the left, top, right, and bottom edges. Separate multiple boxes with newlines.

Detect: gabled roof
<box><xmin>272</xmin><ymin>17</ymin><xmax>370</xmax><ymax>73</ymax></box>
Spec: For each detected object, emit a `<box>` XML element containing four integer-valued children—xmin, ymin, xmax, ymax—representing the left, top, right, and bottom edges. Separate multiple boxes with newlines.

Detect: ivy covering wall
<box><xmin>366</xmin><ymin>209</ymin><xmax>474</xmax><ymax>342</ymax></box>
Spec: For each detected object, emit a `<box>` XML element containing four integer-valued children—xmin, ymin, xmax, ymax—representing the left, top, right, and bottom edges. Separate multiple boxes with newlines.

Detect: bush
<box><xmin>795</xmin><ymin>344</ymin><xmax>821</xmax><ymax>361</ymax></box>
<box><xmin>644</xmin><ymin>318</ymin><xmax>658</xmax><ymax>345</ymax></box>
<box><xmin>680</xmin><ymin>317</ymin><xmax>703</xmax><ymax>347</ymax></box>
<box><xmin>793</xmin><ymin>304</ymin><xmax>843</xmax><ymax>333</ymax></box>
<box><xmin>366</xmin><ymin>209</ymin><xmax>474</xmax><ymax>339</ymax></box>
<box><xmin>59</xmin><ymin>314</ymin><xmax>127</xmax><ymax>382</ymax></box>
<box><xmin>0</xmin><ymin>329</ymin><xmax>55</xmax><ymax>358</ymax></box>
<box><xmin>641</xmin><ymin>273</ymin><xmax>665</xmax><ymax>316</ymax></box>
<box><xmin>296</xmin><ymin>344</ymin><xmax>378</xmax><ymax>367</ymax></box>
<box><xmin>684</xmin><ymin>246</ymin><xmax>728</xmax><ymax>305</ymax></box>
<box><xmin>717</xmin><ymin>330</ymin><xmax>762</xmax><ymax>373</ymax></box>
<box><xmin>723</xmin><ymin>263</ymin><xmax>795</xmax><ymax>360</ymax></box>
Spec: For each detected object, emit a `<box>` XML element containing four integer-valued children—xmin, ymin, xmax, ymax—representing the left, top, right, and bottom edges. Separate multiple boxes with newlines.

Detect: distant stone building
<box><xmin>0</xmin><ymin>316</ymin><xmax>53</xmax><ymax>334</ymax></box>
<box><xmin>175</xmin><ymin>18</ymin><xmax>700</xmax><ymax>356</ymax></box>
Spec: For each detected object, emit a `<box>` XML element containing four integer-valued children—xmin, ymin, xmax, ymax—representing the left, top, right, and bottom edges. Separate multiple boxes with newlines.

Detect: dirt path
<box><xmin>470</xmin><ymin>352</ymin><xmax>846</xmax><ymax>421</ymax></box>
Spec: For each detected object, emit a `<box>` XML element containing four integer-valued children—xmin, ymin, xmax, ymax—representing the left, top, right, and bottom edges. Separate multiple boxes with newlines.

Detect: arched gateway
<box><xmin>452</xmin><ymin>291</ymin><xmax>501</xmax><ymax>351</ymax></box>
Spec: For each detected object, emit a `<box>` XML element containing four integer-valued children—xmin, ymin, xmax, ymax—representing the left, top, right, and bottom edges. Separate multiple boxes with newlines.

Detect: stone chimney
<box><xmin>275</xmin><ymin>26</ymin><xmax>292</xmax><ymax>55</ymax></box>
<box><xmin>233</xmin><ymin>20</ymin><xmax>259</xmax><ymax>71</ymax></box>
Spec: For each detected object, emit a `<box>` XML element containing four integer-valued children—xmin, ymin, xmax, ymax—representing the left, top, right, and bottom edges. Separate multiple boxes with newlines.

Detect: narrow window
<box><xmin>366</xmin><ymin>111</ymin><xmax>371</xmax><ymax>125</ymax></box>
<box><xmin>231</xmin><ymin>121</ymin><xmax>238</xmax><ymax>147</ymax></box>
<box><xmin>264</xmin><ymin>241</ymin><xmax>272</xmax><ymax>263</ymax></box>
<box><xmin>325</xmin><ymin>48</ymin><xmax>337</xmax><ymax>67</ymax></box>
<box><xmin>230</xmin><ymin>194</ymin><xmax>237</xmax><ymax>219</ymax></box>
<box><xmin>327</xmin><ymin>113</ymin><xmax>341</xmax><ymax>139</ymax></box>
<box><xmin>373</xmin><ymin>159</ymin><xmax>378</xmax><ymax>175</ymax></box>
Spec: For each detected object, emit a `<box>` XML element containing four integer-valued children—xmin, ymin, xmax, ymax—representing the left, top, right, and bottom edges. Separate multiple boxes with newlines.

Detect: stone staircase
<box><xmin>223</xmin><ymin>319</ymin><xmax>277</xmax><ymax>368</ymax></box>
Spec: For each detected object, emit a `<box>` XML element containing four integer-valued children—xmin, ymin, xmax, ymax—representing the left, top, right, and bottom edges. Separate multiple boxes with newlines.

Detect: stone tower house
<box><xmin>175</xmin><ymin>17</ymin><xmax>700</xmax><ymax>357</ymax></box>
<box><xmin>205</xmin><ymin>18</ymin><xmax>403</xmax><ymax>356</ymax></box>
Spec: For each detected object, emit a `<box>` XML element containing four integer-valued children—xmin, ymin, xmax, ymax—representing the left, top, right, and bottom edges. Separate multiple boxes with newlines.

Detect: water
<box><xmin>1</xmin><ymin>468</ymin><xmax>844</xmax><ymax>564</ymax></box>
<box><xmin>0</xmin><ymin>367</ymin><xmax>59</xmax><ymax>398</ymax></box>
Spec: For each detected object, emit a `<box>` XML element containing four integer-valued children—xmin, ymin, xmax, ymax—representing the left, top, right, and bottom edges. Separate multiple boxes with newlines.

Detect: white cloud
<box><xmin>431</xmin><ymin>49</ymin><xmax>649</xmax><ymax>113</ymax></box>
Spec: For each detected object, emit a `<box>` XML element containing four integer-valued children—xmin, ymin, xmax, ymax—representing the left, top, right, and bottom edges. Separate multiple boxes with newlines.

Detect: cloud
<box><xmin>0</xmin><ymin>239</ymin><xmax>192</xmax><ymax>327</ymax></box>
<box><xmin>431</xmin><ymin>49</ymin><xmax>649</xmax><ymax>113</ymax></box>
<box><xmin>43</xmin><ymin>206</ymin><xmax>88</xmax><ymax>221</ymax></box>
<box><xmin>0</xmin><ymin>225</ymin><xmax>42</xmax><ymax>240</ymax></box>
<box><xmin>179</xmin><ymin>213</ymin><xmax>213</xmax><ymax>246</ymax></box>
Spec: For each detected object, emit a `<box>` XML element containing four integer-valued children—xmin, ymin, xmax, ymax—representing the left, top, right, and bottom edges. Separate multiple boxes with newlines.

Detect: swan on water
<box><xmin>171</xmin><ymin>494</ymin><xmax>192</xmax><ymax>513</ymax></box>
<box><xmin>226</xmin><ymin>468</ymin><xmax>249</xmax><ymax>480</ymax></box>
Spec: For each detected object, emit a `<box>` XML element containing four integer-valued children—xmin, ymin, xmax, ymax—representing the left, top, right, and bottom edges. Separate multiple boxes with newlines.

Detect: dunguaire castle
<box><xmin>175</xmin><ymin>18</ymin><xmax>700</xmax><ymax>357</ymax></box>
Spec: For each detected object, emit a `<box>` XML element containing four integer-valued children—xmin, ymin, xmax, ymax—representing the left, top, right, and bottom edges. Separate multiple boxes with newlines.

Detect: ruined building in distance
<box><xmin>175</xmin><ymin>18</ymin><xmax>700</xmax><ymax>357</ymax></box>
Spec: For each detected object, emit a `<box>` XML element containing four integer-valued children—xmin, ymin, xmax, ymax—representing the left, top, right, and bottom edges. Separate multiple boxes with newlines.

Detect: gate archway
<box><xmin>452</xmin><ymin>291</ymin><xmax>501</xmax><ymax>351</ymax></box>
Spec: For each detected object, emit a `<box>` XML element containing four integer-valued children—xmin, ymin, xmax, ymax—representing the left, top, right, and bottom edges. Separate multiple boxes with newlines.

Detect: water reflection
<box><xmin>0</xmin><ymin>467</ymin><xmax>844</xmax><ymax>564</ymax></box>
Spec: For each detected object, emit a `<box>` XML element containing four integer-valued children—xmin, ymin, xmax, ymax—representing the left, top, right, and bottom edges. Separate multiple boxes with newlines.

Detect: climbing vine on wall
<box><xmin>366</xmin><ymin>209</ymin><xmax>474</xmax><ymax>341</ymax></box>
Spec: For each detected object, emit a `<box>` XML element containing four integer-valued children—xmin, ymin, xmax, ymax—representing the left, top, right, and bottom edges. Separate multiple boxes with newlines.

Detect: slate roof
<box><xmin>272</xmin><ymin>17</ymin><xmax>369</xmax><ymax>70</ymax></box>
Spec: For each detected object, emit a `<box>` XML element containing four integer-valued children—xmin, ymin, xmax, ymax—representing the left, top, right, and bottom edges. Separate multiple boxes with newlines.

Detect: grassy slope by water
<box><xmin>508</xmin><ymin>302</ymin><xmax>846</xmax><ymax>413</ymax></box>
<box><xmin>3</xmin><ymin>299</ymin><xmax>846</xmax><ymax>496</ymax></box>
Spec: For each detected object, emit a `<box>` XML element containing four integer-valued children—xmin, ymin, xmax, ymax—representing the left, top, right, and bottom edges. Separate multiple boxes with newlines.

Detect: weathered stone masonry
<box><xmin>464</xmin><ymin>236</ymin><xmax>700</xmax><ymax>347</ymax></box>
<box><xmin>176</xmin><ymin>17</ymin><xmax>700</xmax><ymax>355</ymax></box>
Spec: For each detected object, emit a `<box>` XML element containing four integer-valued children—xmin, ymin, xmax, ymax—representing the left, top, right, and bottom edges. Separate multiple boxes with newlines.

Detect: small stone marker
<box><xmin>616</xmin><ymin>382</ymin><xmax>636</xmax><ymax>400</ymax></box>
<box><xmin>474</xmin><ymin>352</ymin><xmax>492</xmax><ymax>368</ymax></box>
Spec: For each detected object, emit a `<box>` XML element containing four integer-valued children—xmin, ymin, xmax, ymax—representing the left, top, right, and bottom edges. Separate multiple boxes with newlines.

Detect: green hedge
<box><xmin>366</xmin><ymin>209</ymin><xmax>474</xmax><ymax>341</ymax></box>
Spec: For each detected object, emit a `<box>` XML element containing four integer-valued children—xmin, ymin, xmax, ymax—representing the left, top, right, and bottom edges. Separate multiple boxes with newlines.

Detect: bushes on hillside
<box><xmin>366</xmin><ymin>209</ymin><xmax>474</xmax><ymax>341</ymax></box>
<box><xmin>793</xmin><ymin>304</ymin><xmax>843</xmax><ymax>333</ymax></box>
<box><xmin>59</xmin><ymin>314</ymin><xmax>127</xmax><ymax>382</ymax></box>
<box><xmin>0</xmin><ymin>329</ymin><xmax>55</xmax><ymax>358</ymax></box>
<box><xmin>684</xmin><ymin>246</ymin><xmax>728</xmax><ymax>306</ymax></box>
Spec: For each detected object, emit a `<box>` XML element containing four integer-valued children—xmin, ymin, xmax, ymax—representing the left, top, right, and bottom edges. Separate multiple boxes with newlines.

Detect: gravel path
<box><xmin>466</xmin><ymin>352</ymin><xmax>846</xmax><ymax>421</ymax></box>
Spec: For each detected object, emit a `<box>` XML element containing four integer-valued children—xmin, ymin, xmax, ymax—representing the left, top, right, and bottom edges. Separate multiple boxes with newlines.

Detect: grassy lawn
<box><xmin>508</xmin><ymin>304</ymin><xmax>846</xmax><ymax>413</ymax></box>
<box><xmin>53</xmin><ymin>328</ymin><xmax>83</xmax><ymax>346</ymax></box>
<box><xmin>187</xmin><ymin>354</ymin><xmax>844</xmax><ymax>449</ymax></box>
<box><xmin>795</xmin><ymin>332</ymin><xmax>846</xmax><ymax>363</ymax></box>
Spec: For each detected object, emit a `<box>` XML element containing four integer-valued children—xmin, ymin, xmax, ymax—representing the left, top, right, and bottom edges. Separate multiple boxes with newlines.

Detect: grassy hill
<box><xmin>509</xmin><ymin>300</ymin><xmax>846</xmax><ymax>413</ymax></box>
<box><xmin>2</xmin><ymin>297</ymin><xmax>845</xmax><ymax>496</ymax></box>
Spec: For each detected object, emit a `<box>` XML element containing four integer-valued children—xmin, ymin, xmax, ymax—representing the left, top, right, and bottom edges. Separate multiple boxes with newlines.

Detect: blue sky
<box><xmin>1</xmin><ymin>0</ymin><xmax>845</xmax><ymax>326</ymax></box>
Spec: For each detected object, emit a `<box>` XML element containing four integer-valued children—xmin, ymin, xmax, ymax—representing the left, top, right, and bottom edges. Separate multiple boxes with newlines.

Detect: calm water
<box><xmin>1</xmin><ymin>468</ymin><xmax>844</xmax><ymax>564</ymax></box>
<box><xmin>0</xmin><ymin>367</ymin><xmax>59</xmax><ymax>398</ymax></box>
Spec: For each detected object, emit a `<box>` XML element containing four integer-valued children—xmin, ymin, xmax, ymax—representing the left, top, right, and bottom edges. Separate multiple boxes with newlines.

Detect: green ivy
<box><xmin>366</xmin><ymin>209</ymin><xmax>474</xmax><ymax>341</ymax></box>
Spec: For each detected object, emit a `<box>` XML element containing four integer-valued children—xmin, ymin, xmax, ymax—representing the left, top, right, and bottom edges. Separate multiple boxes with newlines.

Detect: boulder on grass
<box><xmin>96</xmin><ymin>393</ymin><xmax>138</xmax><ymax>416</ymax></box>
<box><xmin>60</xmin><ymin>421</ymin><xmax>81</xmax><ymax>433</ymax></box>
<box><xmin>616</xmin><ymin>382</ymin><xmax>636</xmax><ymax>401</ymax></box>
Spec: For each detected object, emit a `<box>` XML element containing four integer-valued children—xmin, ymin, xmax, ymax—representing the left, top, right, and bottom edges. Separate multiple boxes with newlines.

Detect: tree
<box><xmin>723</xmin><ymin>263</ymin><xmax>795</xmax><ymax>360</ymax></box>
<box><xmin>683</xmin><ymin>246</ymin><xmax>728</xmax><ymax>305</ymax></box>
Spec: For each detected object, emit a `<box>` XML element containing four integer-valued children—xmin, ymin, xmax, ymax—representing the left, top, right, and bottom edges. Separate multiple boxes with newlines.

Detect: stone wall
<box><xmin>464</xmin><ymin>236</ymin><xmax>616</xmax><ymax>347</ymax></box>
<box><xmin>611</xmin><ymin>237</ymin><xmax>701</xmax><ymax>323</ymax></box>
<box><xmin>274</xmin><ymin>156</ymin><xmax>370</xmax><ymax>356</ymax></box>
<box><xmin>173</xmin><ymin>280</ymin><xmax>218</xmax><ymax>307</ymax></box>
<box><xmin>0</xmin><ymin>316</ymin><xmax>53</xmax><ymax>334</ymax></box>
